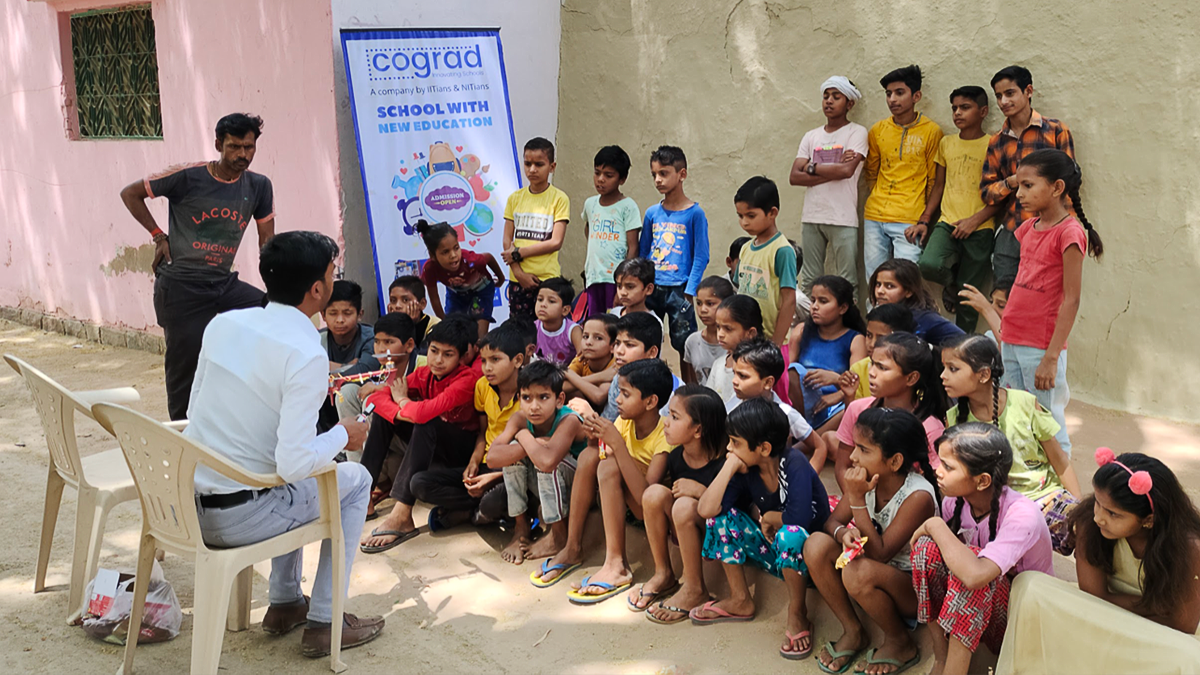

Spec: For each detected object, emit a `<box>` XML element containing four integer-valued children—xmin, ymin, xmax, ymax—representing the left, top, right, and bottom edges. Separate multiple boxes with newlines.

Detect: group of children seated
<box><xmin>309</xmin><ymin>66</ymin><xmax>1199</xmax><ymax>674</ymax></box>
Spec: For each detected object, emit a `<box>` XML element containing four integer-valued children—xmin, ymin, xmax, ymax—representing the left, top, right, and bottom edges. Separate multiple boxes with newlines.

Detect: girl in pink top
<box><xmin>999</xmin><ymin>149</ymin><xmax>1105</xmax><ymax>459</ymax></box>
<box><xmin>832</xmin><ymin>332</ymin><xmax>949</xmax><ymax>492</ymax></box>
<box><xmin>910</xmin><ymin>423</ymin><xmax>1053</xmax><ymax>675</ymax></box>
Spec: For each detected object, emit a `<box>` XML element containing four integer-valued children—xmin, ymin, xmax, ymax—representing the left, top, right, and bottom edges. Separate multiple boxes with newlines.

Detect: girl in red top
<box><xmin>999</xmin><ymin>149</ymin><xmax>1103</xmax><ymax>460</ymax></box>
<box><xmin>416</xmin><ymin>220</ymin><xmax>506</xmax><ymax>339</ymax></box>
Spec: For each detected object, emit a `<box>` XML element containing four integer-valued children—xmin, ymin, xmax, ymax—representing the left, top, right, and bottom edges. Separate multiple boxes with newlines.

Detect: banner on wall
<box><xmin>340</xmin><ymin>28</ymin><xmax>520</xmax><ymax>320</ymax></box>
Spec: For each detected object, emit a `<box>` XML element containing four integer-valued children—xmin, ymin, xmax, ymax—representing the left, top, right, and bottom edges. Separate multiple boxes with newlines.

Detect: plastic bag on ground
<box><xmin>80</xmin><ymin>559</ymin><xmax>182</xmax><ymax>645</ymax></box>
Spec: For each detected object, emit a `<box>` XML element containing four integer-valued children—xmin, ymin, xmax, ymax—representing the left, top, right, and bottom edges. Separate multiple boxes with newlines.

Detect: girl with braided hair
<box><xmin>999</xmin><ymin>148</ymin><xmax>1104</xmax><ymax>459</ymax></box>
<box><xmin>908</xmin><ymin>423</ymin><xmax>1052</xmax><ymax>675</ymax></box>
<box><xmin>941</xmin><ymin>334</ymin><xmax>1081</xmax><ymax>554</ymax></box>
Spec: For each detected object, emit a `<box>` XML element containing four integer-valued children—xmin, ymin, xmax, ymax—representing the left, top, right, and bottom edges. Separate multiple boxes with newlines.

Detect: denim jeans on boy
<box><xmin>864</xmin><ymin>220</ymin><xmax>923</xmax><ymax>283</ymax></box>
<box><xmin>647</xmin><ymin>283</ymin><xmax>696</xmax><ymax>355</ymax></box>
<box><xmin>195</xmin><ymin>462</ymin><xmax>371</xmax><ymax>623</ymax></box>
<box><xmin>1001</xmin><ymin>344</ymin><xmax>1071</xmax><ymax>456</ymax></box>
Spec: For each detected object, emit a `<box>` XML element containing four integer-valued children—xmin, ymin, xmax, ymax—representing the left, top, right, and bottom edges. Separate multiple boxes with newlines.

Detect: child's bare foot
<box><xmin>571</xmin><ymin>560</ymin><xmax>632</xmax><ymax>597</ymax></box>
<box><xmin>689</xmin><ymin>595</ymin><xmax>755</xmax><ymax>621</ymax></box>
<box><xmin>500</xmin><ymin>532</ymin><xmax>529</xmax><ymax>564</ymax></box>
<box><xmin>816</xmin><ymin>626</ymin><xmax>869</xmax><ymax>673</ymax></box>
<box><xmin>532</xmin><ymin>544</ymin><xmax>580</xmax><ymax>584</ymax></box>
<box><xmin>524</xmin><ymin>522</ymin><xmax>566</xmax><ymax>559</ymax></box>
<box><xmin>626</xmin><ymin>570</ymin><xmax>677</xmax><ymax>610</ymax></box>
<box><xmin>780</xmin><ymin>614</ymin><xmax>813</xmax><ymax>658</ymax></box>
<box><xmin>647</xmin><ymin>582</ymin><xmax>707</xmax><ymax>623</ymax></box>
<box><xmin>860</xmin><ymin>636</ymin><xmax>919</xmax><ymax>675</ymax></box>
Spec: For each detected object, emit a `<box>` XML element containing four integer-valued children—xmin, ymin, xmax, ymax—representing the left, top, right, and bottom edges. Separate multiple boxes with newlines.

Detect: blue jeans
<box><xmin>647</xmin><ymin>283</ymin><xmax>696</xmax><ymax>355</ymax></box>
<box><xmin>864</xmin><ymin>220</ymin><xmax>923</xmax><ymax>283</ymax></box>
<box><xmin>445</xmin><ymin>280</ymin><xmax>496</xmax><ymax>321</ymax></box>
<box><xmin>196</xmin><ymin>462</ymin><xmax>371</xmax><ymax>623</ymax></box>
<box><xmin>1000</xmin><ymin>344</ymin><xmax>1071</xmax><ymax>456</ymax></box>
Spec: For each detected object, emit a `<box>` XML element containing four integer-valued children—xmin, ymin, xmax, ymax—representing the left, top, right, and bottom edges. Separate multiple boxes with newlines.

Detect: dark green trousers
<box><xmin>918</xmin><ymin>222</ymin><xmax>994</xmax><ymax>332</ymax></box>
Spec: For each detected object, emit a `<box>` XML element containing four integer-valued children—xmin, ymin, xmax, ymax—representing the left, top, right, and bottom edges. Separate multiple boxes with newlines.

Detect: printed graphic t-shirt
<box><xmin>639</xmin><ymin>202</ymin><xmax>710</xmax><ymax>296</ymax></box>
<box><xmin>736</xmin><ymin>232</ymin><xmax>797</xmax><ymax>336</ymax></box>
<box><xmin>936</xmin><ymin>134</ymin><xmax>995</xmax><ymax>228</ymax></box>
<box><xmin>797</xmin><ymin>122</ymin><xmax>870</xmax><ymax>227</ymax></box>
<box><xmin>146</xmin><ymin>163</ymin><xmax>275</xmax><ymax>279</ymax></box>
<box><xmin>583</xmin><ymin>195</ymin><xmax>642</xmax><ymax>286</ymax></box>
<box><xmin>504</xmin><ymin>185</ymin><xmax>571</xmax><ymax>281</ymax></box>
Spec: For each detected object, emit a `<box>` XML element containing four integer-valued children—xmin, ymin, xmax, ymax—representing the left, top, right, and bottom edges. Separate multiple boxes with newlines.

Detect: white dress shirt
<box><xmin>188</xmin><ymin>302</ymin><xmax>348</xmax><ymax>494</ymax></box>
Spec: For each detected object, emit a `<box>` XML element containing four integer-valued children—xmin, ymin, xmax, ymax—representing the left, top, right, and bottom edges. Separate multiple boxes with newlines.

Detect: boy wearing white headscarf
<box><xmin>789</xmin><ymin>76</ymin><xmax>869</xmax><ymax>298</ymax></box>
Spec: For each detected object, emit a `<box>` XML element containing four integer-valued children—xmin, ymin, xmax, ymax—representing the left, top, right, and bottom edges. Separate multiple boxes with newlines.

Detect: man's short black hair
<box><xmin>518</xmin><ymin>359</ymin><xmax>565</xmax><ymax>395</ymax></box>
<box><xmin>733</xmin><ymin>175</ymin><xmax>780</xmax><ymax>212</ymax></box>
<box><xmin>950</xmin><ymin>85</ymin><xmax>989</xmax><ymax>108</ymax></box>
<box><xmin>613</xmin><ymin>257</ymin><xmax>655</xmax><ymax>288</ymax></box>
<box><xmin>479</xmin><ymin>324</ymin><xmax>526</xmax><ymax>360</ymax></box>
<box><xmin>650</xmin><ymin>145</ymin><xmax>687</xmax><ymax>170</ymax></box>
<box><xmin>373</xmin><ymin>312</ymin><xmax>416</xmax><ymax>343</ymax></box>
<box><xmin>259</xmin><ymin>231</ymin><xmax>338</xmax><ymax>306</ymax></box>
<box><xmin>731</xmin><ymin>336</ymin><xmax>784</xmax><ymax>381</ymax></box>
<box><xmin>991</xmin><ymin>65</ymin><xmax>1033</xmax><ymax>92</ymax></box>
<box><xmin>327</xmin><ymin>279</ymin><xmax>363</xmax><ymax>312</ymax></box>
<box><xmin>594</xmin><ymin>145</ymin><xmax>631</xmax><ymax>180</ymax></box>
<box><xmin>389</xmin><ymin>275</ymin><xmax>426</xmax><ymax>301</ymax></box>
<box><xmin>582</xmin><ymin>313</ymin><xmax>619</xmax><ymax>342</ymax></box>
<box><xmin>618</xmin><ymin>359</ymin><xmax>674</xmax><ymax>411</ymax></box>
<box><xmin>728</xmin><ymin>236</ymin><xmax>751</xmax><ymax>260</ymax></box>
<box><xmin>215</xmin><ymin>113</ymin><xmax>264</xmax><ymax>141</ymax></box>
<box><xmin>524</xmin><ymin>136</ymin><xmax>556</xmax><ymax>163</ymax></box>
<box><xmin>538</xmin><ymin>276</ymin><xmax>575</xmax><ymax>305</ymax></box>
<box><xmin>425</xmin><ymin>317</ymin><xmax>471</xmax><ymax>357</ymax></box>
<box><xmin>615</xmin><ymin>312</ymin><xmax>662</xmax><ymax>354</ymax></box>
<box><xmin>727</xmin><ymin>397</ymin><xmax>790</xmax><ymax>457</ymax></box>
<box><xmin>880</xmin><ymin>65</ymin><xmax>923</xmax><ymax>93</ymax></box>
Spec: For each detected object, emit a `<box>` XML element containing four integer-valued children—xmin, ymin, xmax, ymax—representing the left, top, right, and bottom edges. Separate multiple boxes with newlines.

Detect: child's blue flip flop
<box><xmin>566</xmin><ymin>575</ymin><xmax>632</xmax><ymax>605</ymax></box>
<box><xmin>529</xmin><ymin>558</ymin><xmax>581</xmax><ymax>588</ymax></box>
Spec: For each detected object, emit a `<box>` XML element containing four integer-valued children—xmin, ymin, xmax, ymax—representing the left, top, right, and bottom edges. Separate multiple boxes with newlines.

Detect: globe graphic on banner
<box><xmin>418</xmin><ymin>170</ymin><xmax>475</xmax><ymax>226</ymax></box>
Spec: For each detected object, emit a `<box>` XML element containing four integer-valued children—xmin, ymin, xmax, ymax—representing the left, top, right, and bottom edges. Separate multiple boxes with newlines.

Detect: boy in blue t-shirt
<box><xmin>639</xmin><ymin>145</ymin><xmax>710</xmax><ymax>355</ymax></box>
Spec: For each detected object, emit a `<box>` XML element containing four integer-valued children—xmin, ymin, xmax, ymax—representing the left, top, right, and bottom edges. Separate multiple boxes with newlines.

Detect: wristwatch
<box><xmin>806</xmin><ymin>162</ymin><xmax>818</xmax><ymax>176</ymax></box>
<box><xmin>511</xmin><ymin>248</ymin><xmax>523</xmax><ymax>263</ymax></box>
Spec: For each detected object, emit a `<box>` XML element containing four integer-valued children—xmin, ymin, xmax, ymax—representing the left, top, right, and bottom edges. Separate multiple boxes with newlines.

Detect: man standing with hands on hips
<box><xmin>187</xmin><ymin>231</ymin><xmax>384</xmax><ymax>657</ymax></box>
<box><xmin>120</xmin><ymin>113</ymin><xmax>277</xmax><ymax>420</ymax></box>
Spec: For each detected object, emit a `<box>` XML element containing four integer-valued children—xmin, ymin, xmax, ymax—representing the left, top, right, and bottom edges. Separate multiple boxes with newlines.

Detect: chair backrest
<box><xmin>91</xmin><ymin>402</ymin><xmax>284</xmax><ymax>555</ymax></box>
<box><xmin>5</xmin><ymin>354</ymin><xmax>90</xmax><ymax>485</ymax></box>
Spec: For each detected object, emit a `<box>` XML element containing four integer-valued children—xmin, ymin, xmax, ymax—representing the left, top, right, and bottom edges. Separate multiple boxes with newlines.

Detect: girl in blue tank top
<box><xmin>787</xmin><ymin>276</ymin><xmax>867</xmax><ymax>430</ymax></box>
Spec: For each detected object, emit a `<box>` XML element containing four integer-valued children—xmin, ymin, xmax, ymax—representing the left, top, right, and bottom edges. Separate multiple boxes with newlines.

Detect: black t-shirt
<box><xmin>664</xmin><ymin>446</ymin><xmax>723</xmax><ymax>486</ymax></box>
<box><xmin>146</xmin><ymin>163</ymin><xmax>274</xmax><ymax>279</ymax></box>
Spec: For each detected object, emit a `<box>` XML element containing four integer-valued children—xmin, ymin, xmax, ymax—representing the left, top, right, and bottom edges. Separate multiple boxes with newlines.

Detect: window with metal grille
<box><xmin>69</xmin><ymin>5</ymin><xmax>162</xmax><ymax>139</ymax></box>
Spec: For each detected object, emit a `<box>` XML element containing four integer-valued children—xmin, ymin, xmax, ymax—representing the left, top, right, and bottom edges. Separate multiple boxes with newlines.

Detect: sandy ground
<box><xmin>3</xmin><ymin>318</ymin><xmax>1200</xmax><ymax>675</ymax></box>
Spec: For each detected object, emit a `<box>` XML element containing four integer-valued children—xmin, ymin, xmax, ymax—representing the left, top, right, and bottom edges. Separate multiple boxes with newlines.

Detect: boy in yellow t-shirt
<box><xmin>503</xmin><ymin>137</ymin><xmax>571</xmax><ymax>319</ymax></box>
<box><xmin>733</xmin><ymin>176</ymin><xmax>797</xmax><ymax>345</ymax></box>
<box><xmin>863</xmin><ymin>65</ymin><xmax>943</xmax><ymax>282</ymax></box>
<box><xmin>912</xmin><ymin>86</ymin><xmax>1002</xmax><ymax>331</ymax></box>
<box><xmin>565</xmin><ymin>359</ymin><xmax>674</xmax><ymax>604</ymax></box>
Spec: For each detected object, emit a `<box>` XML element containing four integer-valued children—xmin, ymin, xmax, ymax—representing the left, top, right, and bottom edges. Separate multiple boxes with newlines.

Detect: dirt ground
<box><xmin>2</xmin><ymin>318</ymin><xmax>1199</xmax><ymax>675</ymax></box>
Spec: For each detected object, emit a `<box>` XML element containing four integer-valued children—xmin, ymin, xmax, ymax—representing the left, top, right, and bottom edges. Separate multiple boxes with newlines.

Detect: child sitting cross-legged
<box><xmin>486</xmin><ymin>360</ymin><xmax>588</xmax><ymax>564</ymax></box>
<box><xmin>727</xmin><ymin>337</ymin><xmax>826</xmax><ymax>472</ymax></box>
<box><xmin>529</xmin><ymin>312</ymin><xmax>671</xmax><ymax>588</ymax></box>
<box><xmin>803</xmin><ymin>408</ymin><xmax>939</xmax><ymax>672</ymax></box>
<box><xmin>563</xmin><ymin>313</ymin><xmax>618</xmax><ymax>410</ymax></box>
<box><xmin>534</xmin><ymin>277</ymin><xmax>583</xmax><ymax>366</ymax></box>
<box><xmin>691</xmin><ymin>398</ymin><xmax>830</xmax><ymax>638</ymax></box>
<box><xmin>566</xmin><ymin>359</ymin><xmax>676</xmax><ymax>604</ymax></box>
<box><xmin>632</xmin><ymin>384</ymin><xmax>728</xmax><ymax>622</ymax></box>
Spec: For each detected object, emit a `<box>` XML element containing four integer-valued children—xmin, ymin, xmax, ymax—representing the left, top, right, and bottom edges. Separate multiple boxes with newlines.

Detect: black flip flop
<box><xmin>360</xmin><ymin>528</ymin><xmax>419</xmax><ymax>554</ymax></box>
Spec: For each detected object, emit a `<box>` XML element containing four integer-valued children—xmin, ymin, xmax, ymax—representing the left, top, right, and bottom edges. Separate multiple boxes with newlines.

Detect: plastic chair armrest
<box><xmin>163</xmin><ymin>420</ymin><xmax>189</xmax><ymax>431</ymax></box>
<box><xmin>74</xmin><ymin>387</ymin><xmax>141</xmax><ymax>416</ymax></box>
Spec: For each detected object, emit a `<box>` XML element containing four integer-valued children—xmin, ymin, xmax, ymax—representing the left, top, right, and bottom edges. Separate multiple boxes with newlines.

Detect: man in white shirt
<box><xmin>188</xmin><ymin>231</ymin><xmax>382</xmax><ymax>657</ymax></box>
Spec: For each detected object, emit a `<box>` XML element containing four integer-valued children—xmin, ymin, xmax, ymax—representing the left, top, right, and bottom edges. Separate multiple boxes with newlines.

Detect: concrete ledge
<box><xmin>0</xmin><ymin>306</ymin><xmax>165</xmax><ymax>355</ymax></box>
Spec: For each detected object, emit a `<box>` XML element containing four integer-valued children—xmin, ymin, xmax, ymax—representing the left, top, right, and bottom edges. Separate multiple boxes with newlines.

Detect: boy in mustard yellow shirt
<box><xmin>911</xmin><ymin>86</ymin><xmax>1002</xmax><ymax>331</ymax></box>
<box><xmin>503</xmin><ymin>137</ymin><xmax>571</xmax><ymax>318</ymax></box>
<box><xmin>863</xmin><ymin>65</ymin><xmax>943</xmax><ymax>283</ymax></box>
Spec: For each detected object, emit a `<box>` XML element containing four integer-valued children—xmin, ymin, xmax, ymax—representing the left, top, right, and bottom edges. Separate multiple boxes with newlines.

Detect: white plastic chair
<box><xmin>4</xmin><ymin>354</ymin><xmax>146</xmax><ymax>623</ymax></box>
<box><xmin>91</xmin><ymin>402</ymin><xmax>347</xmax><ymax>675</ymax></box>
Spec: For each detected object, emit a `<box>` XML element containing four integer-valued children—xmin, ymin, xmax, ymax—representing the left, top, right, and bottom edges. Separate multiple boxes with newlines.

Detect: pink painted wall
<box><xmin>0</xmin><ymin>0</ymin><xmax>343</xmax><ymax>333</ymax></box>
